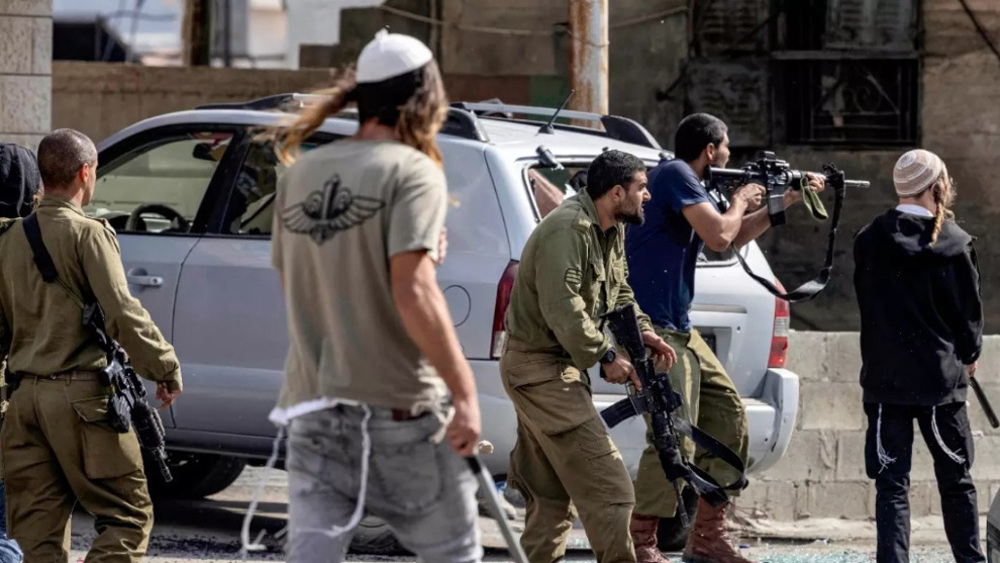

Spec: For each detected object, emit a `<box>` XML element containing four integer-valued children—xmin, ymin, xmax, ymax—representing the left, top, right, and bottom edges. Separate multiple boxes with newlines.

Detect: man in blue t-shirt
<box><xmin>624</xmin><ymin>114</ymin><xmax>824</xmax><ymax>563</ymax></box>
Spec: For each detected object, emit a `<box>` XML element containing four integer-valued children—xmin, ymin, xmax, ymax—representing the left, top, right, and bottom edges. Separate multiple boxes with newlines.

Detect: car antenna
<box><xmin>538</xmin><ymin>90</ymin><xmax>575</xmax><ymax>135</ymax></box>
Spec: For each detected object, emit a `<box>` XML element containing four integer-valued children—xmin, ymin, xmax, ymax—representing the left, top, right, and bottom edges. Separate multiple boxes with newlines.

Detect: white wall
<box><xmin>55</xmin><ymin>0</ymin><xmax>387</xmax><ymax>68</ymax></box>
<box><xmin>284</xmin><ymin>0</ymin><xmax>386</xmax><ymax>68</ymax></box>
<box><xmin>243</xmin><ymin>0</ymin><xmax>288</xmax><ymax>68</ymax></box>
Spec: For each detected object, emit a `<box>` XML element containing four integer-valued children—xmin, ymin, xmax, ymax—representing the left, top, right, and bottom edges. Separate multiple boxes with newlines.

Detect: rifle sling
<box><xmin>601</xmin><ymin>398</ymin><xmax>748</xmax><ymax>497</ymax></box>
<box><xmin>673</xmin><ymin>416</ymin><xmax>747</xmax><ymax>491</ymax></box>
<box><xmin>22</xmin><ymin>214</ymin><xmax>88</xmax><ymax>311</ymax></box>
<box><xmin>724</xmin><ymin>173</ymin><xmax>848</xmax><ymax>303</ymax></box>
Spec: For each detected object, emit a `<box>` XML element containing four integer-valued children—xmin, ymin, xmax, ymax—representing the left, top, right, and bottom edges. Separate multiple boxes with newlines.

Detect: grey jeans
<box><xmin>286</xmin><ymin>404</ymin><xmax>482</xmax><ymax>563</ymax></box>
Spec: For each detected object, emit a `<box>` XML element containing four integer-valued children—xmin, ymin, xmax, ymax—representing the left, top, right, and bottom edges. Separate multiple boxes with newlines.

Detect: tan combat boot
<box><xmin>631</xmin><ymin>513</ymin><xmax>673</xmax><ymax>563</ymax></box>
<box><xmin>681</xmin><ymin>498</ymin><xmax>756</xmax><ymax>563</ymax></box>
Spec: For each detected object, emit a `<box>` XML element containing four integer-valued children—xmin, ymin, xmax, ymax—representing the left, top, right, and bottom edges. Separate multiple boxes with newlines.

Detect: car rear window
<box><xmin>523</xmin><ymin>162</ymin><xmax>735</xmax><ymax>264</ymax></box>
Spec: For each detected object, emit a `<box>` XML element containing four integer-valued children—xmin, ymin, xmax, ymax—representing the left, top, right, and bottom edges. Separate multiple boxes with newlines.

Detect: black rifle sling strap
<box><xmin>673</xmin><ymin>417</ymin><xmax>748</xmax><ymax>492</ymax></box>
<box><xmin>22</xmin><ymin>214</ymin><xmax>87</xmax><ymax>310</ymax></box>
<box><xmin>722</xmin><ymin>165</ymin><xmax>848</xmax><ymax>304</ymax></box>
<box><xmin>603</xmin><ymin>399</ymin><xmax>749</xmax><ymax>496</ymax></box>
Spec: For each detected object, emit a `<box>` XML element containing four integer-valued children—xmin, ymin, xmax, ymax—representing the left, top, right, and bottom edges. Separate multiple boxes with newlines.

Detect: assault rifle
<box><xmin>83</xmin><ymin>302</ymin><xmax>173</xmax><ymax>483</ymax></box>
<box><xmin>701</xmin><ymin>150</ymin><xmax>870</xmax><ymax>303</ymax></box>
<box><xmin>706</xmin><ymin>150</ymin><xmax>869</xmax><ymax>228</ymax></box>
<box><xmin>600</xmin><ymin>304</ymin><xmax>746</xmax><ymax>525</ymax></box>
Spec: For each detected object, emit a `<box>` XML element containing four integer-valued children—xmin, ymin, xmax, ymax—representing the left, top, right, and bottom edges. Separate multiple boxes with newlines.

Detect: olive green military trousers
<box><xmin>500</xmin><ymin>344</ymin><xmax>636</xmax><ymax>563</ymax></box>
<box><xmin>0</xmin><ymin>373</ymin><xmax>154</xmax><ymax>563</ymax></box>
<box><xmin>633</xmin><ymin>327</ymin><xmax>749</xmax><ymax>518</ymax></box>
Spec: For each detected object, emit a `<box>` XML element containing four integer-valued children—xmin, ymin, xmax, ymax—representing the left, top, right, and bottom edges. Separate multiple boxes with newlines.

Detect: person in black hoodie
<box><xmin>854</xmin><ymin>148</ymin><xmax>984</xmax><ymax>563</ymax></box>
<box><xmin>0</xmin><ymin>141</ymin><xmax>41</xmax><ymax>563</ymax></box>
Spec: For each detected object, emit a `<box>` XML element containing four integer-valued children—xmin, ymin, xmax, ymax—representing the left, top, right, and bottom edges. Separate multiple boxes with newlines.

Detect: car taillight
<box><xmin>491</xmin><ymin>261</ymin><xmax>519</xmax><ymax>359</ymax></box>
<box><xmin>769</xmin><ymin>278</ymin><xmax>790</xmax><ymax>368</ymax></box>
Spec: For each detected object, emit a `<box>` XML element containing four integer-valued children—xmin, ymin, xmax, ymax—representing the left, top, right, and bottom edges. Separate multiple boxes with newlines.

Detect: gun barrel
<box><xmin>845</xmin><ymin>180</ymin><xmax>870</xmax><ymax>189</ymax></box>
<box><xmin>707</xmin><ymin>167</ymin><xmax>746</xmax><ymax>178</ymax></box>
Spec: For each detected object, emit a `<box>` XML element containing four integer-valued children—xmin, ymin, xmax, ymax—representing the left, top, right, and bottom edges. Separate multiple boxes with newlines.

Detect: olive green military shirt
<box><xmin>505</xmin><ymin>191</ymin><xmax>653</xmax><ymax>369</ymax></box>
<box><xmin>0</xmin><ymin>195</ymin><xmax>182</xmax><ymax>391</ymax></box>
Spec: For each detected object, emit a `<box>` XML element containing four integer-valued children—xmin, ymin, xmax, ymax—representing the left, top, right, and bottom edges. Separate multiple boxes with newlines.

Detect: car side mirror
<box><xmin>192</xmin><ymin>142</ymin><xmax>219</xmax><ymax>162</ymax></box>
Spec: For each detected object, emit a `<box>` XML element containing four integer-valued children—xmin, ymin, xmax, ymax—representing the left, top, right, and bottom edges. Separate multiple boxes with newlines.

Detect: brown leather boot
<box><xmin>631</xmin><ymin>513</ymin><xmax>673</xmax><ymax>563</ymax></box>
<box><xmin>681</xmin><ymin>498</ymin><xmax>756</xmax><ymax>563</ymax></box>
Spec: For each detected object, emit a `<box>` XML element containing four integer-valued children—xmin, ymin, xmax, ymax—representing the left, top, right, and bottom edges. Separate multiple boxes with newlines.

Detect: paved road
<box><xmin>59</xmin><ymin>467</ymin><xmax>971</xmax><ymax>563</ymax></box>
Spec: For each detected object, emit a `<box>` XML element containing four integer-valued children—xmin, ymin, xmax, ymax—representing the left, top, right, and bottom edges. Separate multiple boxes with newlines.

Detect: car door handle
<box><xmin>127</xmin><ymin>275</ymin><xmax>164</xmax><ymax>287</ymax></box>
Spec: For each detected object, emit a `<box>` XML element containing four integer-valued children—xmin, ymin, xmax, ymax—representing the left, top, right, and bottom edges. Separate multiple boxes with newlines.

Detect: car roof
<box><xmin>97</xmin><ymin>103</ymin><xmax>670</xmax><ymax>163</ymax></box>
<box><xmin>473</xmin><ymin>117</ymin><xmax>663</xmax><ymax>160</ymax></box>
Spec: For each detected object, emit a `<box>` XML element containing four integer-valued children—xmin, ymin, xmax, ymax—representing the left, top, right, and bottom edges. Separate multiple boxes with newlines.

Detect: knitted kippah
<box><xmin>893</xmin><ymin>149</ymin><xmax>944</xmax><ymax>197</ymax></box>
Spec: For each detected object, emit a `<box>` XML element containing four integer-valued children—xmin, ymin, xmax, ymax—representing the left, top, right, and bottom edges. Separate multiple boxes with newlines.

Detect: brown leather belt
<box><xmin>391</xmin><ymin>409</ymin><xmax>424</xmax><ymax>421</ymax></box>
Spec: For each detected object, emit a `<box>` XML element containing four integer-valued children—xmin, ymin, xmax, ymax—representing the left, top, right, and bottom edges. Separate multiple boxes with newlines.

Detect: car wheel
<box><xmin>349</xmin><ymin>516</ymin><xmax>411</xmax><ymax>555</ymax></box>
<box><xmin>146</xmin><ymin>452</ymin><xmax>247</xmax><ymax>499</ymax></box>
<box><xmin>656</xmin><ymin>486</ymin><xmax>698</xmax><ymax>552</ymax></box>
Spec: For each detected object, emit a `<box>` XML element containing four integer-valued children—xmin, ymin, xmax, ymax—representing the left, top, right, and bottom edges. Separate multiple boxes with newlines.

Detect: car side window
<box><xmin>89</xmin><ymin>131</ymin><xmax>234</xmax><ymax>234</ymax></box>
<box><xmin>223</xmin><ymin>140</ymin><xmax>322</xmax><ymax>237</ymax></box>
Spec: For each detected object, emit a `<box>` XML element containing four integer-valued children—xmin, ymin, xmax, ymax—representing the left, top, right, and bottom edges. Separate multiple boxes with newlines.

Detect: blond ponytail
<box><xmin>267</xmin><ymin>59</ymin><xmax>448</xmax><ymax>171</ymax></box>
<box><xmin>273</xmin><ymin>68</ymin><xmax>358</xmax><ymax>166</ymax></box>
<box><xmin>929</xmin><ymin>173</ymin><xmax>955</xmax><ymax>246</ymax></box>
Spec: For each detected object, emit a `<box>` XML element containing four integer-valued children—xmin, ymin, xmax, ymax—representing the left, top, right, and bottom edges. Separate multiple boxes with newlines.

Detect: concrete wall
<box><xmin>743</xmin><ymin>331</ymin><xmax>1000</xmax><ymax>521</ymax></box>
<box><xmin>51</xmin><ymin>62</ymin><xmax>333</xmax><ymax>144</ymax></box>
<box><xmin>284</xmin><ymin>0</ymin><xmax>386</xmax><ymax>69</ymax></box>
<box><xmin>50</xmin><ymin>62</ymin><xmax>535</xmax><ymax>145</ymax></box>
<box><xmin>438</xmin><ymin>0</ymin><xmax>688</xmax><ymax>141</ymax></box>
<box><xmin>920</xmin><ymin>0</ymin><xmax>1000</xmax><ymax>334</ymax></box>
<box><xmin>0</xmin><ymin>0</ymin><xmax>52</xmax><ymax>149</ymax></box>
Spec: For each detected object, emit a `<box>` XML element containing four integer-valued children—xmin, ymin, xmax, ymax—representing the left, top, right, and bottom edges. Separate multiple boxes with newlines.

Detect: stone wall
<box><xmin>741</xmin><ymin>331</ymin><xmax>1000</xmax><ymax>521</ymax></box>
<box><xmin>0</xmin><ymin>0</ymin><xmax>52</xmax><ymax>149</ymax></box>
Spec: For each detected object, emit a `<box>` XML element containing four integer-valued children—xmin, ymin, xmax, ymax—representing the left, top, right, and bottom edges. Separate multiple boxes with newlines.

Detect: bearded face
<box><xmin>614</xmin><ymin>171</ymin><xmax>650</xmax><ymax>226</ymax></box>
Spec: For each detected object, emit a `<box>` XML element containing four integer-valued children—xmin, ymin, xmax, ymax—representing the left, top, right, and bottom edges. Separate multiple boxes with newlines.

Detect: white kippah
<box><xmin>356</xmin><ymin>29</ymin><xmax>434</xmax><ymax>84</ymax></box>
<box><xmin>893</xmin><ymin>149</ymin><xmax>944</xmax><ymax>197</ymax></box>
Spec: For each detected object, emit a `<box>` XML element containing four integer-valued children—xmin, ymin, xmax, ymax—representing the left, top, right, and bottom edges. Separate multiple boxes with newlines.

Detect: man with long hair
<box><xmin>501</xmin><ymin>150</ymin><xmax>676</xmax><ymax>563</ymax></box>
<box><xmin>854</xmin><ymin>149</ymin><xmax>984</xmax><ymax>563</ymax></box>
<box><xmin>268</xmin><ymin>31</ymin><xmax>482</xmax><ymax>563</ymax></box>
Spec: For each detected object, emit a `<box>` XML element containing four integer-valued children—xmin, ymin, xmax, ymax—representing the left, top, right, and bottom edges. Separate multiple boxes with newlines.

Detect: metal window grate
<box><xmin>780</xmin><ymin>58</ymin><xmax>918</xmax><ymax>145</ymax></box>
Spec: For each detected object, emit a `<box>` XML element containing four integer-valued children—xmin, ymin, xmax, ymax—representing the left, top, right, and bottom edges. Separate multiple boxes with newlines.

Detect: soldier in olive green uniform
<box><xmin>0</xmin><ymin>129</ymin><xmax>183</xmax><ymax>563</ymax></box>
<box><xmin>501</xmin><ymin>150</ymin><xmax>676</xmax><ymax>563</ymax></box>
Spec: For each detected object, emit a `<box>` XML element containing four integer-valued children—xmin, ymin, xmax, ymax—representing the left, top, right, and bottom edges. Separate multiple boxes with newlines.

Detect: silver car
<box><xmin>91</xmin><ymin>97</ymin><xmax>799</xmax><ymax>550</ymax></box>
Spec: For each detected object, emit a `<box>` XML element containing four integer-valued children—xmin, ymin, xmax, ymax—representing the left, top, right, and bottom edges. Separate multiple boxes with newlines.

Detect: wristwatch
<box><xmin>600</xmin><ymin>347</ymin><xmax>617</xmax><ymax>365</ymax></box>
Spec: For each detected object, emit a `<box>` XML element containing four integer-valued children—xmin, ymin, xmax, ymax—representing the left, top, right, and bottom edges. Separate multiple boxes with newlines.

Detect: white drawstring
<box><xmin>931</xmin><ymin>405</ymin><xmax>966</xmax><ymax>465</ymax></box>
<box><xmin>240</xmin><ymin>425</ymin><xmax>286</xmax><ymax>556</ymax></box>
<box><xmin>295</xmin><ymin>404</ymin><xmax>373</xmax><ymax>538</ymax></box>
<box><xmin>239</xmin><ymin>401</ymin><xmax>374</xmax><ymax>557</ymax></box>
<box><xmin>876</xmin><ymin>404</ymin><xmax>896</xmax><ymax>473</ymax></box>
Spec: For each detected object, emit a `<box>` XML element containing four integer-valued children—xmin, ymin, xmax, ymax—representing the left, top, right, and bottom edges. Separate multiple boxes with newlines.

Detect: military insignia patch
<box><xmin>564</xmin><ymin>267</ymin><xmax>583</xmax><ymax>289</ymax></box>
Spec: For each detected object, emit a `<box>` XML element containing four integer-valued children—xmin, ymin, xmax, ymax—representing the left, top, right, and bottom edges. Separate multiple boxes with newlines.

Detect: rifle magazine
<box><xmin>600</xmin><ymin>398</ymin><xmax>639</xmax><ymax>428</ymax></box>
